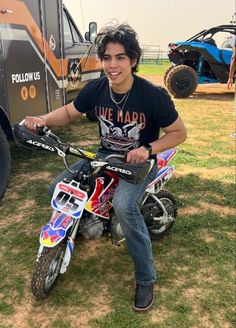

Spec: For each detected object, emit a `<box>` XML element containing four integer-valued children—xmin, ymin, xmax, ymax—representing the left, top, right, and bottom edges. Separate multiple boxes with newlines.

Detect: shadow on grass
<box><xmin>190</xmin><ymin>91</ymin><xmax>233</xmax><ymax>101</ymax></box>
<box><xmin>170</xmin><ymin>173</ymin><xmax>235</xmax><ymax>206</ymax></box>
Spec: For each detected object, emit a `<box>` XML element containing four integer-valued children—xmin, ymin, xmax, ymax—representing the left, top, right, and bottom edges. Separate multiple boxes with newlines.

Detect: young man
<box><xmin>24</xmin><ymin>24</ymin><xmax>187</xmax><ymax>311</ymax></box>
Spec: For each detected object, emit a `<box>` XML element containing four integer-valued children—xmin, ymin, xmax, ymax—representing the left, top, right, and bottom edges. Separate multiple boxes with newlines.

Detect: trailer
<box><xmin>0</xmin><ymin>0</ymin><xmax>102</xmax><ymax>199</ymax></box>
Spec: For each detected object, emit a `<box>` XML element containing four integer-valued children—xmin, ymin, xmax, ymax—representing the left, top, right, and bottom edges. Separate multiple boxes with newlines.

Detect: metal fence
<box><xmin>140</xmin><ymin>45</ymin><xmax>169</xmax><ymax>64</ymax></box>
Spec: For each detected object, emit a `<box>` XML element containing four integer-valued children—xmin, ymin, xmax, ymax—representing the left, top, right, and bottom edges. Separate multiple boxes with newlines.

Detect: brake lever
<box><xmin>37</xmin><ymin>126</ymin><xmax>48</xmax><ymax>136</ymax></box>
<box><xmin>38</xmin><ymin>126</ymin><xmax>62</xmax><ymax>144</ymax></box>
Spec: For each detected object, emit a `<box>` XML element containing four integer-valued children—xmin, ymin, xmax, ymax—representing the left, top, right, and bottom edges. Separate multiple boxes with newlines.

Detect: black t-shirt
<box><xmin>74</xmin><ymin>75</ymin><xmax>178</xmax><ymax>152</ymax></box>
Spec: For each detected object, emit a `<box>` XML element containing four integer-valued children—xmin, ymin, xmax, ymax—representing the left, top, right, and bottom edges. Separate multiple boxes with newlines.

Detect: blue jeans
<box><xmin>48</xmin><ymin>150</ymin><xmax>157</xmax><ymax>286</ymax></box>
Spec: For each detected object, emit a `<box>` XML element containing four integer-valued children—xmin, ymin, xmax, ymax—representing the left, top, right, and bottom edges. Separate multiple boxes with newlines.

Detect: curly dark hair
<box><xmin>95</xmin><ymin>24</ymin><xmax>142</xmax><ymax>73</ymax></box>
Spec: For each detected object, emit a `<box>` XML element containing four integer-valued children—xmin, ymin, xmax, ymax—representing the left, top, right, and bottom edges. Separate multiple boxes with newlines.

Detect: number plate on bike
<box><xmin>51</xmin><ymin>180</ymin><xmax>88</xmax><ymax>218</ymax></box>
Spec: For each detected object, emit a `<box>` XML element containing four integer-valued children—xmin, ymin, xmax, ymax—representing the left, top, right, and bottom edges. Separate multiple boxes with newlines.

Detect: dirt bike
<box><xmin>13</xmin><ymin>123</ymin><xmax>178</xmax><ymax>300</ymax></box>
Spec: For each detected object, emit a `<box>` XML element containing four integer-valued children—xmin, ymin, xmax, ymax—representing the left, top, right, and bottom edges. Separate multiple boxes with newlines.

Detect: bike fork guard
<box><xmin>60</xmin><ymin>237</ymin><xmax>74</xmax><ymax>274</ymax></box>
<box><xmin>39</xmin><ymin>211</ymin><xmax>73</xmax><ymax>247</ymax></box>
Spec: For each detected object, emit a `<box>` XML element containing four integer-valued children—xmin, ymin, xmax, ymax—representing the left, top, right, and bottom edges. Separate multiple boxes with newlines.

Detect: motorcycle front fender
<box><xmin>39</xmin><ymin>211</ymin><xmax>73</xmax><ymax>247</ymax></box>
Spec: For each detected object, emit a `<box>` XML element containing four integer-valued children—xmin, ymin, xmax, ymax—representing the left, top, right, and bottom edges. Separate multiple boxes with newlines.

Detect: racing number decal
<box><xmin>55</xmin><ymin>190</ymin><xmax>82</xmax><ymax>212</ymax></box>
<box><xmin>51</xmin><ymin>181</ymin><xmax>88</xmax><ymax>218</ymax></box>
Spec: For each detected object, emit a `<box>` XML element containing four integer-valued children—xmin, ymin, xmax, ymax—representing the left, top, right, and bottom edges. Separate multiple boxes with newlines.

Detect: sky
<box><xmin>63</xmin><ymin>0</ymin><xmax>235</xmax><ymax>51</ymax></box>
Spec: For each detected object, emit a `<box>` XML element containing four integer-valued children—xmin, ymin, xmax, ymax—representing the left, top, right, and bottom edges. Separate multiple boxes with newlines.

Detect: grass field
<box><xmin>0</xmin><ymin>64</ymin><xmax>235</xmax><ymax>328</ymax></box>
<box><xmin>137</xmin><ymin>61</ymin><xmax>170</xmax><ymax>77</ymax></box>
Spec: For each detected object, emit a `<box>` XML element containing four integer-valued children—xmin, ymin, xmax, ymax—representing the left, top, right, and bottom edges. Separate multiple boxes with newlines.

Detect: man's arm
<box><xmin>227</xmin><ymin>47</ymin><xmax>236</xmax><ymax>89</ymax></box>
<box><xmin>126</xmin><ymin>116</ymin><xmax>187</xmax><ymax>163</ymax></box>
<box><xmin>150</xmin><ymin>116</ymin><xmax>187</xmax><ymax>154</ymax></box>
<box><xmin>24</xmin><ymin>101</ymin><xmax>82</xmax><ymax>131</ymax></box>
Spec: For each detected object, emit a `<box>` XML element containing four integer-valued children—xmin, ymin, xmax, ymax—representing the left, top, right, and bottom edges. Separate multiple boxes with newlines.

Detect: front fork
<box><xmin>36</xmin><ymin>213</ymin><xmax>81</xmax><ymax>274</ymax></box>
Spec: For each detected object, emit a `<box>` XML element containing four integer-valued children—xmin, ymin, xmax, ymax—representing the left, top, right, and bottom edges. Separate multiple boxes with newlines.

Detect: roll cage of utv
<box><xmin>186</xmin><ymin>25</ymin><xmax>235</xmax><ymax>44</ymax></box>
<box><xmin>164</xmin><ymin>25</ymin><xmax>236</xmax><ymax>98</ymax></box>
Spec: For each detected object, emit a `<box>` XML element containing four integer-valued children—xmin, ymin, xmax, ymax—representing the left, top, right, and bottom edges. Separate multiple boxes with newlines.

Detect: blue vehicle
<box><xmin>164</xmin><ymin>25</ymin><xmax>236</xmax><ymax>98</ymax></box>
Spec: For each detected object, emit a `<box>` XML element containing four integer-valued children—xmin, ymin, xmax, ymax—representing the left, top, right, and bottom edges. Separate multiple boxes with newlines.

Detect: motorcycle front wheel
<box><xmin>31</xmin><ymin>243</ymin><xmax>66</xmax><ymax>299</ymax></box>
<box><xmin>142</xmin><ymin>190</ymin><xmax>177</xmax><ymax>240</ymax></box>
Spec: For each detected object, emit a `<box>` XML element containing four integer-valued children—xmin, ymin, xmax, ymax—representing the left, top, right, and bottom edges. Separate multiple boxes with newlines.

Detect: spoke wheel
<box><xmin>31</xmin><ymin>243</ymin><xmax>66</xmax><ymax>299</ymax></box>
<box><xmin>142</xmin><ymin>191</ymin><xmax>177</xmax><ymax>240</ymax></box>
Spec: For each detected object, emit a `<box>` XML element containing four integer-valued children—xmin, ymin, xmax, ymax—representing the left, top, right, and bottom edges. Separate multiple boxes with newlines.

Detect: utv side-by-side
<box><xmin>164</xmin><ymin>25</ymin><xmax>236</xmax><ymax>98</ymax></box>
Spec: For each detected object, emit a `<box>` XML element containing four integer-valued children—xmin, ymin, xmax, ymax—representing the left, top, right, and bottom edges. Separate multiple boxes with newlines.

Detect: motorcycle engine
<box><xmin>79</xmin><ymin>215</ymin><xmax>104</xmax><ymax>239</ymax></box>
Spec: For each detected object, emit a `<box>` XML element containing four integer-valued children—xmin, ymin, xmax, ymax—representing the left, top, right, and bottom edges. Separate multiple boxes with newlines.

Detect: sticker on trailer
<box><xmin>49</xmin><ymin>35</ymin><xmax>56</xmax><ymax>51</ymax></box>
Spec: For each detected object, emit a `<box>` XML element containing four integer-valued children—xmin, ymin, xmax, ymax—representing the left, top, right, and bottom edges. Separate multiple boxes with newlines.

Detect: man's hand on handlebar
<box><xmin>126</xmin><ymin>147</ymin><xmax>149</xmax><ymax>164</ymax></box>
<box><xmin>24</xmin><ymin>116</ymin><xmax>46</xmax><ymax>132</ymax></box>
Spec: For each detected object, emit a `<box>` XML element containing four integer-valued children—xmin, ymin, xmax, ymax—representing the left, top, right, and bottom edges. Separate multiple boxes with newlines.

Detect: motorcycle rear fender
<box><xmin>156</xmin><ymin>149</ymin><xmax>177</xmax><ymax>170</ymax></box>
<box><xmin>146</xmin><ymin>166</ymin><xmax>174</xmax><ymax>194</ymax></box>
<box><xmin>39</xmin><ymin>211</ymin><xmax>73</xmax><ymax>247</ymax></box>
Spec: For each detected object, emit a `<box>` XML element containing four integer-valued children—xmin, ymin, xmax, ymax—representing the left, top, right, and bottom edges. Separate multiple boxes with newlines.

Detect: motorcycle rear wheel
<box><xmin>142</xmin><ymin>190</ymin><xmax>177</xmax><ymax>240</ymax></box>
<box><xmin>31</xmin><ymin>243</ymin><xmax>66</xmax><ymax>299</ymax></box>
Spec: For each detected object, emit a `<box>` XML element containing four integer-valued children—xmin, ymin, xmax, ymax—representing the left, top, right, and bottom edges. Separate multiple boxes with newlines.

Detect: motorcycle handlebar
<box><xmin>103</xmin><ymin>153</ymin><xmax>126</xmax><ymax>161</ymax></box>
<box><xmin>15</xmin><ymin>122</ymin><xmax>154</xmax><ymax>180</ymax></box>
<box><xmin>41</xmin><ymin>127</ymin><xmax>127</xmax><ymax>163</ymax></box>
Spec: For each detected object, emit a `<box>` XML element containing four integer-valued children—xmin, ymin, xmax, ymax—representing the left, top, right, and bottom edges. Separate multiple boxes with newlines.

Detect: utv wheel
<box><xmin>166</xmin><ymin>65</ymin><xmax>198</xmax><ymax>98</ymax></box>
<box><xmin>142</xmin><ymin>191</ymin><xmax>177</xmax><ymax>240</ymax></box>
<box><xmin>163</xmin><ymin>65</ymin><xmax>175</xmax><ymax>86</ymax></box>
<box><xmin>31</xmin><ymin>243</ymin><xmax>66</xmax><ymax>299</ymax></box>
<box><xmin>0</xmin><ymin>126</ymin><xmax>10</xmax><ymax>200</ymax></box>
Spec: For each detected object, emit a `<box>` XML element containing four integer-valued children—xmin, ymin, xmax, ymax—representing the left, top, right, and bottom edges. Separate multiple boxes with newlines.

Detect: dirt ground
<box><xmin>140</xmin><ymin>74</ymin><xmax>234</xmax><ymax>96</ymax></box>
